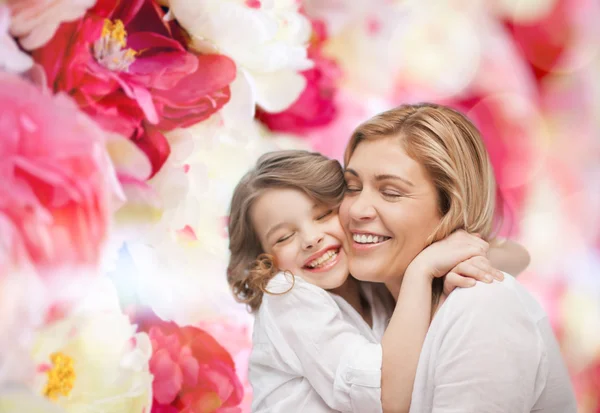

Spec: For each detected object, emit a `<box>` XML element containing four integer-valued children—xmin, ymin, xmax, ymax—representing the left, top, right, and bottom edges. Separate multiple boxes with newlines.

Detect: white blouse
<box><xmin>249</xmin><ymin>272</ymin><xmax>394</xmax><ymax>413</ymax></box>
<box><xmin>409</xmin><ymin>273</ymin><xmax>577</xmax><ymax>413</ymax></box>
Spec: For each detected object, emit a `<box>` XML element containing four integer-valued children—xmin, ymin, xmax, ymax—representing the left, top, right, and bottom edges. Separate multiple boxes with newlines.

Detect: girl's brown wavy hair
<box><xmin>227</xmin><ymin>150</ymin><xmax>345</xmax><ymax>312</ymax></box>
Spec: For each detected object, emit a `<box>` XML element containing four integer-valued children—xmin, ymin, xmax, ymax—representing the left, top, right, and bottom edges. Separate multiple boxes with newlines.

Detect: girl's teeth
<box><xmin>308</xmin><ymin>250</ymin><xmax>338</xmax><ymax>268</ymax></box>
<box><xmin>353</xmin><ymin>234</ymin><xmax>388</xmax><ymax>244</ymax></box>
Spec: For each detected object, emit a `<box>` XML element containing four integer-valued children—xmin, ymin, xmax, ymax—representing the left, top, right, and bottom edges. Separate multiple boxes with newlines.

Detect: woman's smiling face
<box><xmin>339</xmin><ymin>137</ymin><xmax>441</xmax><ymax>284</ymax></box>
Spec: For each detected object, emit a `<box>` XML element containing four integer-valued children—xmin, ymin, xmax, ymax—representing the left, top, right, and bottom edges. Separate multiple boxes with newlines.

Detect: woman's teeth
<box><xmin>353</xmin><ymin>234</ymin><xmax>389</xmax><ymax>244</ymax></box>
<box><xmin>307</xmin><ymin>250</ymin><xmax>338</xmax><ymax>268</ymax></box>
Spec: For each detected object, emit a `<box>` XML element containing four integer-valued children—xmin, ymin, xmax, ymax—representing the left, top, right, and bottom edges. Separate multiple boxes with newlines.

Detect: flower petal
<box><xmin>135</xmin><ymin>124</ymin><xmax>171</xmax><ymax>177</ymax></box>
<box><xmin>252</xmin><ymin>69</ymin><xmax>307</xmax><ymax>113</ymax></box>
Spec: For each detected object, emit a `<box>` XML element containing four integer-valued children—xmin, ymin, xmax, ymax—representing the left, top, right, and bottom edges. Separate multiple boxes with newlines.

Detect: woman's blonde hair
<box><xmin>345</xmin><ymin>103</ymin><xmax>499</xmax><ymax>304</ymax></box>
<box><xmin>227</xmin><ymin>150</ymin><xmax>345</xmax><ymax>312</ymax></box>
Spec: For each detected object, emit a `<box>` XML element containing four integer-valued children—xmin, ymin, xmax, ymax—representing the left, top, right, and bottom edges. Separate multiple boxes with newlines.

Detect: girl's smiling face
<box><xmin>251</xmin><ymin>188</ymin><xmax>350</xmax><ymax>290</ymax></box>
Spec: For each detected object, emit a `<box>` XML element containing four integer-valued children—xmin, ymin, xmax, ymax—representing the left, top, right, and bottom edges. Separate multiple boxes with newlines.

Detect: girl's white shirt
<box><xmin>249</xmin><ymin>271</ymin><xmax>394</xmax><ymax>413</ymax></box>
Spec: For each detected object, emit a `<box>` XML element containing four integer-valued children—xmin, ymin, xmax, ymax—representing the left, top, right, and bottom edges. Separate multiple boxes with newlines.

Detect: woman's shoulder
<box><xmin>438</xmin><ymin>273</ymin><xmax>547</xmax><ymax>326</ymax></box>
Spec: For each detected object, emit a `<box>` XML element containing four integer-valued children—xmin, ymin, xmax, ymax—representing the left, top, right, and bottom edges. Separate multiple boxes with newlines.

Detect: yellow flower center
<box><xmin>94</xmin><ymin>19</ymin><xmax>137</xmax><ymax>71</ymax></box>
<box><xmin>102</xmin><ymin>19</ymin><xmax>127</xmax><ymax>47</ymax></box>
<box><xmin>43</xmin><ymin>352</ymin><xmax>76</xmax><ymax>401</ymax></box>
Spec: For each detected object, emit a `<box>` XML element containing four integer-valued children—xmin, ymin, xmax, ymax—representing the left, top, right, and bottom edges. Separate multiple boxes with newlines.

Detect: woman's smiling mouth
<box><xmin>351</xmin><ymin>232</ymin><xmax>391</xmax><ymax>250</ymax></box>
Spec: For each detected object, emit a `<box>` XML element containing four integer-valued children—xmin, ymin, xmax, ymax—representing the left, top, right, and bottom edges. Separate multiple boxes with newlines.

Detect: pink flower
<box><xmin>7</xmin><ymin>0</ymin><xmax>97</xmax><ymax>50</ymax></box>
<box><xmin>32</xmin><ymin>0</ymin><xmax>236</xmax><ymax>177</ymax></box>
<box><xmin>256</xmin><ymin>19</ymin><xmax>341</xmax><ymax>134</ymax></box>
<box><xmin>135</xmin><ymin>314</ymin><xmax>244</xmax><ymax>412</ymax></box>
<box><xmin>197</xmin><ymin>321</ymin><xmax>253</xmax><ymax>412</ymax></box>
<box><xmin>0</xmin><ymin>72</ymin><xmax>119</xmax><ymax>274</ymax></box>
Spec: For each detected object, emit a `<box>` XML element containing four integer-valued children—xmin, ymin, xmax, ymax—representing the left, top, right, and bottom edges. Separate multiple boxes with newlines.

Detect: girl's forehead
<box><xmin>252</xmin><ymin>188</ymin><xmax>321</xmax><ymax>228</ymax></box>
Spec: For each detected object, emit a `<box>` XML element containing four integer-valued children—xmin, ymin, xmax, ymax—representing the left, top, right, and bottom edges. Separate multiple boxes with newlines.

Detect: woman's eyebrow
<box><xmin>374</xmin><ymin>174</ymin><xmax>414</xmax><ymax>187</ymax></box>
<box><xmin>345</xmin><ymin>168</ymin><xmax>414</xmax><ymax>187</ymax></box>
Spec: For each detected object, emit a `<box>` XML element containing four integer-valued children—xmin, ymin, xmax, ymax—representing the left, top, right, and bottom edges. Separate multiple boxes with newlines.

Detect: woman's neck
<box><xmin>385</xmin><ymin>278</ymin><xmax>403</xmax><ymax>302</ymax></box>
<box><xmin>329</xmin><ymin>277</ymin><xmax>372</xmax><ymax>327</ymax></box>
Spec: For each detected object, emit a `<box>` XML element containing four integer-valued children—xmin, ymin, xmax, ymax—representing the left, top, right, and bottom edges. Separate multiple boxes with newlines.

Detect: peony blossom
<box><xmin>0</xmin><ymin>72</ymin><xmax>121</xmax><ymax>275</ymax></box>
<box><xmin>256</xmin><ymin>19</ymin><xmax>341</xmax><ymax>134</ymax></box>
<box><xmin>0</xmin><ymin>5</ymin><xmax>33</xmax><ymax>73</ymax></box>
<box><xmin>7</xmin><ymin>0</ymin><xmax>97</xmax><ymax>50</ymax></box>
<box><xmin>134</xmin><ymin>312</ymin><xmax>244</xmax><ymax>412</ymax></box>
<box><xmin>30</xmin><ymin>277</ymin><xmax>153</xmax><ymax>413</ymax></box>
<box><xmin>165</xmin><ymin>0</ymin><xmax>313</xmax><ymax>117</ymax></box>
<box><xmin>32</xmin><ymin>0</ymin><xmax>236</xmax><ymax>176</ymax></box>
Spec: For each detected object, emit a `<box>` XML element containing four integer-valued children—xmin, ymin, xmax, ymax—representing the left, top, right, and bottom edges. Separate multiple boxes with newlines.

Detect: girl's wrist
<box><xmin>405</xmin><ymin>259</ymin><xmax>435</xmax><ymax>284</ymax></box>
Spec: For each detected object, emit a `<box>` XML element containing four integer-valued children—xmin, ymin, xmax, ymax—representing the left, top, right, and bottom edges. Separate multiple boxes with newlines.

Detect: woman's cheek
<box><xmin>338</xmin><ymin>198</ymin><xmax>352</xmax><ymax>228</ymax></box>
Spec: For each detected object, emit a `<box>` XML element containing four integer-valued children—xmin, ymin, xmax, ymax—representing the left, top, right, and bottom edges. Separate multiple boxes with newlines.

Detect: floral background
<box><xmin>1</xmin><ymin>0</ymin><xmax>599</xmax><ymax>412</ymax></box>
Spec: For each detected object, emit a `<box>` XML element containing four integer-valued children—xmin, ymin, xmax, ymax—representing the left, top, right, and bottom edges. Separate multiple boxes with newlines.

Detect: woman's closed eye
<box><xmin>381</xmin><ymin>187</ymin><xmax>405</xmax><ymax>198</ymax></box>
<box><xmin>345</xmin><ymin>185</ymin><xmax>361</xmax><ymax>193</ymax></box>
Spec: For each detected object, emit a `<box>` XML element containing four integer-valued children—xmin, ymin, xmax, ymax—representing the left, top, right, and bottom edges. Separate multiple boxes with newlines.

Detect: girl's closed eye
<box><xmin>275</xmin><ymin>233</ymin><xmax>294</xmax><ymax>244</ymax></box>
<box><xmin>316</xmin><ymin>209</ymin><xmax>333</xmax><ymax>220</ymax></box>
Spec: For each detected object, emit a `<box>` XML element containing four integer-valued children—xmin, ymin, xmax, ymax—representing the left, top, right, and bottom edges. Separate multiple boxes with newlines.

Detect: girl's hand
<box><xmin>405</xmin><ymin>230</ymin><xmax>491</xmax><ymax>283</ymax></box>
<box><xmin>443</xmin><ymin>255</ymin><xmax>504</xmax><ymax>295</ymax></box>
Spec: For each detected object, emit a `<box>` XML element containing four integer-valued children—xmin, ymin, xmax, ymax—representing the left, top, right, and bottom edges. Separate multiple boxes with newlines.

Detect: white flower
<box><xmin>0</xmin><ymin>6</ymin><xmax>33</xmax><ymax>73</ymax></box>
<box><xmin>30</xmin><ymin>277</ymin><xmax>152</xmax><ymax>413</ymax></box>
<box><xmin>0</xmin><ymin>387</ymin><xmax>66</xmax><ymax>413</ymax></box>
<box><xmin>0</xmin><ymin>270</ymin><xmax>46</xmax><ymax>387</ymax></box>
<box><xmin>166</xmin><ymin>0</ymin><xmax>313</xmax><ymax>118</ymax></box>
<box><xmin>8</xmin><ymin>0</ymin><xmax>97</xmax><ymax>50</ymax></box>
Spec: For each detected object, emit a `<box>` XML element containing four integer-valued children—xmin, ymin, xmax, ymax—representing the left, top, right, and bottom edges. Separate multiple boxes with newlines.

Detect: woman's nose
<box><xmin>348</xmin><ymin>191</ymin><xmax>377</xmax><ymax>221</ymax></box>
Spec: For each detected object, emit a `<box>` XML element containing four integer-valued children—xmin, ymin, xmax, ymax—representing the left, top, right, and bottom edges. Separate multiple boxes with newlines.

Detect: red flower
<box><xmin>136</xmin><ymin>314</ymin><xmax>244</xmax><ymax>413</ymax></box>
<box><xmin>256</xmin><ymin>19</ymin><xmax>341</xmax><ymax>134</ymax></box>
<box><xmin>32</xmin><ymin>0</ymin><xmax>236</xmax><ymax>177</ymax></box>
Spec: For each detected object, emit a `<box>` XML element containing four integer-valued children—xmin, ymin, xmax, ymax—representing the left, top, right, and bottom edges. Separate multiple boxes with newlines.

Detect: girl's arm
<box><xmin>380</xmin><ymin>231</ymin><xmax>503</xmax><ymax>413</ymax></box>
<box><xmin>487</xmin><ymin>238</ymin><xmax>530</xmax><ymax>276</ymax></box>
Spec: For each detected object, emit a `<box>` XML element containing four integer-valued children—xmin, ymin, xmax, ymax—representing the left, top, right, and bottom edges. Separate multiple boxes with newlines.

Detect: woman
<box><xmin>340</xmin><ymin>103</ymin><xmax>577</xmax><ymax>412</ymax></box>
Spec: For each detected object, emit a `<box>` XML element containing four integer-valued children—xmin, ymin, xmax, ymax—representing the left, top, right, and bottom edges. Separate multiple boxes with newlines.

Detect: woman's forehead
<box><xmin>346</xmin><ymin>138</ymin><xmax>425</xmax><ymax>182</ymax></box>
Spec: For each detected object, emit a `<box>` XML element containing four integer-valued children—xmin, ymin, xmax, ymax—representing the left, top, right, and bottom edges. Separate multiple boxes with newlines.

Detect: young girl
<box><xmin>227</xmin><ymin>150</ymin><xmax>529</xmax><ymax>412</ymax></box>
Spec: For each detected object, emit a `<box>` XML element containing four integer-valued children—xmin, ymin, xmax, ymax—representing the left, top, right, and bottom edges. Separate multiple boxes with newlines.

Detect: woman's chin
<box><xmin>349</xmin><ymin>260</ymin><xmax>386</xmax><ymax>283</ymax></box>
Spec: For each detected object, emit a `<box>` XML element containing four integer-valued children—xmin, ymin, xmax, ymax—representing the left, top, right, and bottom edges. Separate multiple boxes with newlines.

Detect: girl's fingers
<box><xmin>452</xmin><ymin>262</ymin><xmax>494</xmax><ymax>283</ymax></box>
<box><xmin>465</xmin><ymin>256</ymin><xmax>504</xmax><ymax>281</ymax></box>
<box><xmin>443</xmin><ymin>272</ymin><xmax>476</xmax><ymax>295</ymax></box>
